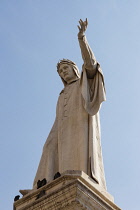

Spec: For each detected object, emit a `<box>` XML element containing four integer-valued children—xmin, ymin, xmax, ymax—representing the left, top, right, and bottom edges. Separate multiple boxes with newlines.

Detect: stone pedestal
<box><xmin>14</xmin><ymin>171</ymin><xmax>121</xmax><ymax>210</ymax></box>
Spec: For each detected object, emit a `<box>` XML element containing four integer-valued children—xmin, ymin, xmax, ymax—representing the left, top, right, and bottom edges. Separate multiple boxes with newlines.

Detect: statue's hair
<box><xmin>57</xmin><ymin>59</ymin><xmax>80</xmax><ymax>79</ymax></box>
<box><xmin>57</xmin><ymin>59</ymin><xmax>77</xmax><ymax>71</ymax></box>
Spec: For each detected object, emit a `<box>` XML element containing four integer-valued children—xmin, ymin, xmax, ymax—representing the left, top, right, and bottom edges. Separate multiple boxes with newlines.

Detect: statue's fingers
<box><xmin>84</xmin><ymin>20</ymin><xmax>88</xmax><ymax>27</ymax></box>
<box><xmin>86</xmin><ymin>18</ymin><xmax>88</xmax><ymax>26</ymax></box>
<box><xmin>79</xmin><ymin>20</ymin><xmax>82</xmax><ymax>26</ymax></box>
<box><xmin>77</xmin><ymin>25</ymin><xmax>81</xmax><ymax>30</ymax></box>
<box><xmin>79</xmin><ymin>19</ymin><xmax>84</xmax><ymax>25</ymax></box>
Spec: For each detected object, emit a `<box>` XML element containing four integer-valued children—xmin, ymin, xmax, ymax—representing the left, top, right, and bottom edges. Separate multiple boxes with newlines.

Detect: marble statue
<box><xmin>33</xmin><ymin>19</ymin><xmax>106</xmax><ymax>190</ymax></box>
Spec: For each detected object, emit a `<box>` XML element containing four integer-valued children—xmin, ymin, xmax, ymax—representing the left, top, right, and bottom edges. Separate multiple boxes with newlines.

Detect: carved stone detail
<box><xmin>14</xmin><ymin>171</ymin><xmax>121</xmax><ymax>210</ymax></box>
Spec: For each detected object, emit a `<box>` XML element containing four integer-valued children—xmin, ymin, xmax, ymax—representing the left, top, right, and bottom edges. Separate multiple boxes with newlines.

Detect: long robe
<box><xmin>33</xmin><ymin>64</ymin><xmax>106</xmax><ymax>190</ymax></box>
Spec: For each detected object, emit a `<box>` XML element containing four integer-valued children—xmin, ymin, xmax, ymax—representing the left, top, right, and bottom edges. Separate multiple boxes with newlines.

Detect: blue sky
<box><xmin>1</xmin><ymin>1</ymin><xmax>140</xmax><ymax>209</ymax></box>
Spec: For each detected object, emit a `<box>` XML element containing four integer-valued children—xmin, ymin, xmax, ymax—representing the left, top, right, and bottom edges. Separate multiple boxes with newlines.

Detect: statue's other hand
<box><xmin>78</xmin><ymin>18</ymin><xmax>88</xmax><ymax>38</ymax></box>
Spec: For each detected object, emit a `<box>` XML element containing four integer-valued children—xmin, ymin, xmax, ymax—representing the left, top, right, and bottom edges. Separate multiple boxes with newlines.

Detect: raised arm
<box><xmin>78</xmin><ymin>19</ymin><xmax>97</xmax><ymax>78</ymax></box>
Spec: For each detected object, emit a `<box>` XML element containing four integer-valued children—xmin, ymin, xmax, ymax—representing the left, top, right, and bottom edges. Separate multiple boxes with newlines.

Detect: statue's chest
<box><xmin>57</xmin><ymin>82</ymin><xmax>82</xmax><ymax>118</ymax></box>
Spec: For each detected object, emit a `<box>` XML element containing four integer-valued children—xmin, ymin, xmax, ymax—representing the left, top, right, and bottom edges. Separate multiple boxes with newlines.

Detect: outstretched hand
<box><xmin>78</xmin><ymin>18</ymin><xmax>88</xmax><ymax>38</ymax></box>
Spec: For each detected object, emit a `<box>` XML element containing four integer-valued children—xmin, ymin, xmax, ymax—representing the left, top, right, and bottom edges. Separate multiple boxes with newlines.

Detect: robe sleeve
<box><xmin>78</xmin><ymin>35</ymin><xmax>97</xmax><ymax>78</ymax></box>
<box><xmin>81</xmin><ymin>59</ymin><xmax>106</xmax><ymax>116</ymax></box>
<box><xmin>78</xmin><ymin>34</ymin><xmax>106</xmax><ymax>115</ymax></box>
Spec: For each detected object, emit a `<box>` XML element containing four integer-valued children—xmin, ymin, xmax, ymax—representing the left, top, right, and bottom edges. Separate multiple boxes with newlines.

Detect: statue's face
<box><xmin>58</xmin><ymin>63</ymin><xmax>76</xmax><ymax>83</ymax></box>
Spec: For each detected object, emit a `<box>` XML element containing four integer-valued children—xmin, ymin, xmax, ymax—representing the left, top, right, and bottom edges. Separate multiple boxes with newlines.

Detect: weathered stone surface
<box><xmin>14</xmin><ymin>171</ymin><xmax>121</xmax><ymax>210</ymax></box>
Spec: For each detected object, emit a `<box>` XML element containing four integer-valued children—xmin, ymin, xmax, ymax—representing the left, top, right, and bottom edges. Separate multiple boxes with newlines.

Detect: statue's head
<box><xmin>57</xmin><ymin>59</ymin><xmax>80</xmax><ymax>85</ymax></box>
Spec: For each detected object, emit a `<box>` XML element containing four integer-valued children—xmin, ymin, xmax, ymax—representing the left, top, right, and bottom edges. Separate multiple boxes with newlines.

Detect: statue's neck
<box><xmin>65</xmin><ymin>77</ymin><xmax>79</xmax><ymax>85</ymax></box>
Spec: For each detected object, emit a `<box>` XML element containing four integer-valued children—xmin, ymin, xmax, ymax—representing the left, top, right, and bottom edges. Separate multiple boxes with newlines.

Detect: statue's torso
<box><xmin>57</xmin><ymin>80</ymin><xmax>89</xmax><ymax>173</ymax></box>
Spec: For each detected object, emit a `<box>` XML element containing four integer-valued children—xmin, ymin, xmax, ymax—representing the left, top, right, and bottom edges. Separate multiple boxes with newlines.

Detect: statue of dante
<box><xmin>33</xmin><ymin>19</ymin><xmax>106</xmax><ymax>190</ymax></box>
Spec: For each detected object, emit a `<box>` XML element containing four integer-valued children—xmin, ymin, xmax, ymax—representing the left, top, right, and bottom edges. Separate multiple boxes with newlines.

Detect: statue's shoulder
<box><xmin>59</xmin><ymin>79</ymin><xmax>80</xmax><ymax>96</ymax></box>
<box><xmin>59</xmin><ymin>89</ymin><xmax>64</xmax><ymax>95</ymax></box>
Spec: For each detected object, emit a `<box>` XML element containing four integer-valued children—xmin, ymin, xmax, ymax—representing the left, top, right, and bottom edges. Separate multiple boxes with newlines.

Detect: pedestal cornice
<box><xmin>14</xmin><ymin>170</ymin><xmax>121</xmax><ymax>210</ymax></box>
